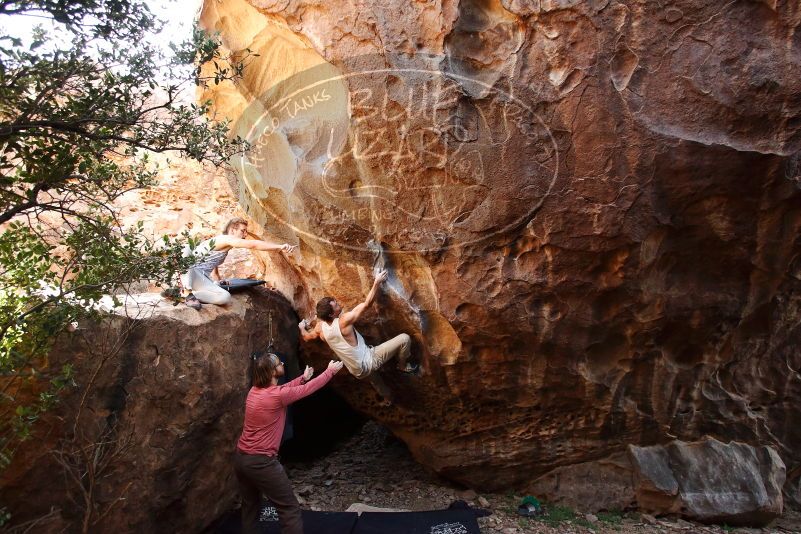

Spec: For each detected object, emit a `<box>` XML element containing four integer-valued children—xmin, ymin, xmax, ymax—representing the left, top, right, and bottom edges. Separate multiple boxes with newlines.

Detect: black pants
<box><xmin>233</xmin><ymin>450</ymin><xmax>303</xmax><ymax>534</ymax></box>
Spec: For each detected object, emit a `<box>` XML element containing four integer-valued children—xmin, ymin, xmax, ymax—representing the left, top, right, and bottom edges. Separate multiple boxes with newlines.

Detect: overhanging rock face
<box><xmin>199</xmin><ymin>0</ymin><xmax>801</xmax><ymax>514</ymax></box>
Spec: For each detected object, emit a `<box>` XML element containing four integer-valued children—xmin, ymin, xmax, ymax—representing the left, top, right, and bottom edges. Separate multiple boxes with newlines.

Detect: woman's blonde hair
<box><xmin>223</xmin><ymin>217</ymin><xmax>248</xmax><ymax>235</ymax></box>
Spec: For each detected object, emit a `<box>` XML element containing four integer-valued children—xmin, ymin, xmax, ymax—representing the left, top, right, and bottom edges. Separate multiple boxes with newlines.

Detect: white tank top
<box><xmin>321</xmin><ymin>318</ymin><xmax>371</xmax><ymax>378</ymax></box>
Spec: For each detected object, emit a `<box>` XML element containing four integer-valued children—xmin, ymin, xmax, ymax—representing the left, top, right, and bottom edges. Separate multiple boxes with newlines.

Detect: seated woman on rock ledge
<box><xmin>181</xmin><ymin>217</ymin><xmax>296</xmax><ymax>308</ymax></box>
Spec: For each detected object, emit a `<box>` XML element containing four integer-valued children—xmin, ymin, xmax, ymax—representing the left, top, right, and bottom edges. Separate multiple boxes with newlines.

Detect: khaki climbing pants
<box><xmin>367</xmin><ymin>333</ymin><xmax>411</xmax><ymax>374</ymax></box>
<box><xmin>359</xmin><ymin>333</ymin><xmax>412</xmax><ymax>402</ymax></box>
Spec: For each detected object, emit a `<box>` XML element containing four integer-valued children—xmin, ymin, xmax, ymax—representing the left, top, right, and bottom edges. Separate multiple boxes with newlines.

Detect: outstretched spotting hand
<box><xmin>327</xmin><ymin>360</ymin><xmax>344</xmax><ymax>373</ymax></box>
<box><xmin>281</xmin><ymin>243</ymin><xmax>297</xmax><ymax>253</ymax></box>
<box><xmin>302</xmin><ymin>365</ymin><xmax>314</xmax><ymax>381</ymax></box>
<box><xmin>374</xmin><ymin>269</ymin><xmax>388</xmax><ymax>286</ymax></box>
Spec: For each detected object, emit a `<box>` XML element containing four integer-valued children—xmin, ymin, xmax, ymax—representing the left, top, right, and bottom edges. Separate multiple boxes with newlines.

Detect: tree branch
<box><xmin>0</xmin><ymin>182</ymin><xmax>47</xmax><ymax>225</ymax></box>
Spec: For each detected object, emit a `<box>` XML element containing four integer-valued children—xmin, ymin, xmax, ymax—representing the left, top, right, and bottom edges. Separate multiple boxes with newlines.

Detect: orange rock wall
<box><xmin>198</xmin><ymin>0</ymin><xmax>801</xmax><ymax>495</ymax></box>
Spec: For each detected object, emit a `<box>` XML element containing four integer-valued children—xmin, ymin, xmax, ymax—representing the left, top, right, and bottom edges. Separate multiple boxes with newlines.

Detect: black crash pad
<box><xmin>218</xmin><ymin>279</ymin><xmax>267</xmax><ymax>293</ymax></box>
<box><xmin>211</xmin><ymin>501</ymin><xmax>483</xmax><ymax>534</ymax></box>
<box><xmin>352</xmin><ymin>508</ymin><xmax>481</xmax><ymax>534</ymax></box>
<box><xmin>211</xmin><ymin>504</ymin><xmax>357</xmax><ymax>534</ymax></box>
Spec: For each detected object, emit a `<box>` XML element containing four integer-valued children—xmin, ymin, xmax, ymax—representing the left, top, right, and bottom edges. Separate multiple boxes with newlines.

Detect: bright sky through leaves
<box><xmin>3</xmin><ymin>0</ymin><xmax>202</xmax><ymax>65</ymax></box>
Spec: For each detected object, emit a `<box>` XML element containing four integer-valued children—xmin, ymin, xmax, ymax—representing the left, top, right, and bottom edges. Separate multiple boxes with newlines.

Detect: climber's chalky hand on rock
<box><xmin>374</xmin><ymin>269</ymin><xmax>388</xmax><ymax>286</ymax></box>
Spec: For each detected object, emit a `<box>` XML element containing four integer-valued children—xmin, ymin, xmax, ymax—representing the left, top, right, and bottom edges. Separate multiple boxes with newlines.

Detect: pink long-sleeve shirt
<box><xmin>237</xmin><ymin>367</ymin><xmax>336</xmax><ymax>456</ymax></box>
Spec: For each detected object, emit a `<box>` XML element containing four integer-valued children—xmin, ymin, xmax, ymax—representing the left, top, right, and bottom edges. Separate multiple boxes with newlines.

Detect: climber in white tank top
<box><xmin>319</xmin><ymin>317</ymin><xmax>371</xmax><ymax>377</ymax></box>
<box><xmin>298</xmin><ymin>269</ymin><xmax>419</xmax><ymax>403</ymax></box>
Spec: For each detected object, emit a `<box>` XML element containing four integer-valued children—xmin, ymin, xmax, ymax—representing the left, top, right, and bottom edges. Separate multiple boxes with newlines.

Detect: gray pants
<box><xmin>181</xmin><ymin>267</ymin><xmax>231</xmax><ymax>305</ymax></box>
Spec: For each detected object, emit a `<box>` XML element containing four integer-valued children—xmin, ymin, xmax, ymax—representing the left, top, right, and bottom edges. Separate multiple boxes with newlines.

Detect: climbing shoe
<box><xmin>399</xmin><ymin>363</ymin><xmax>421</xmax><ymax>375</ymax></box>
<box><xmin>185</xmin><ymin>293</ymin><xmax>202</xmax><ymax>310</ymax></box>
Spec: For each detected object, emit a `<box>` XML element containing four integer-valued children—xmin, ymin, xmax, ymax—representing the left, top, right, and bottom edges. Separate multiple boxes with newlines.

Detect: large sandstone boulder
<box><xmin>0</xmin><ymin>291</ymin><xmax>304</xmax><ymax>533</ymax></box>
<box><xmin>629</xmin><ymin>439</ymin><xmax>785</xmax><ymax>526</ymax></box>
<box><xmin>629</xmin><ymin>439</ymin><xmax>785</xmax><ymax>525</ymax></box>
<box><xmin>198</xmin><ymin>0</ymin><xmax>801</xmax><ymax>516</ymax></box>
<box><xmin>527</xmin><ymin>438</ymin><xmax>786</xmax><ymax>526</ymax></box>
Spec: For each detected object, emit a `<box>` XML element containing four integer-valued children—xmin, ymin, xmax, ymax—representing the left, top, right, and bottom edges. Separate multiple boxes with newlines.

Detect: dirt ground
<box><xmin>282</xmin><ymin>422</ymin><xmax>801</xmax><ymax>534</ymax></box>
